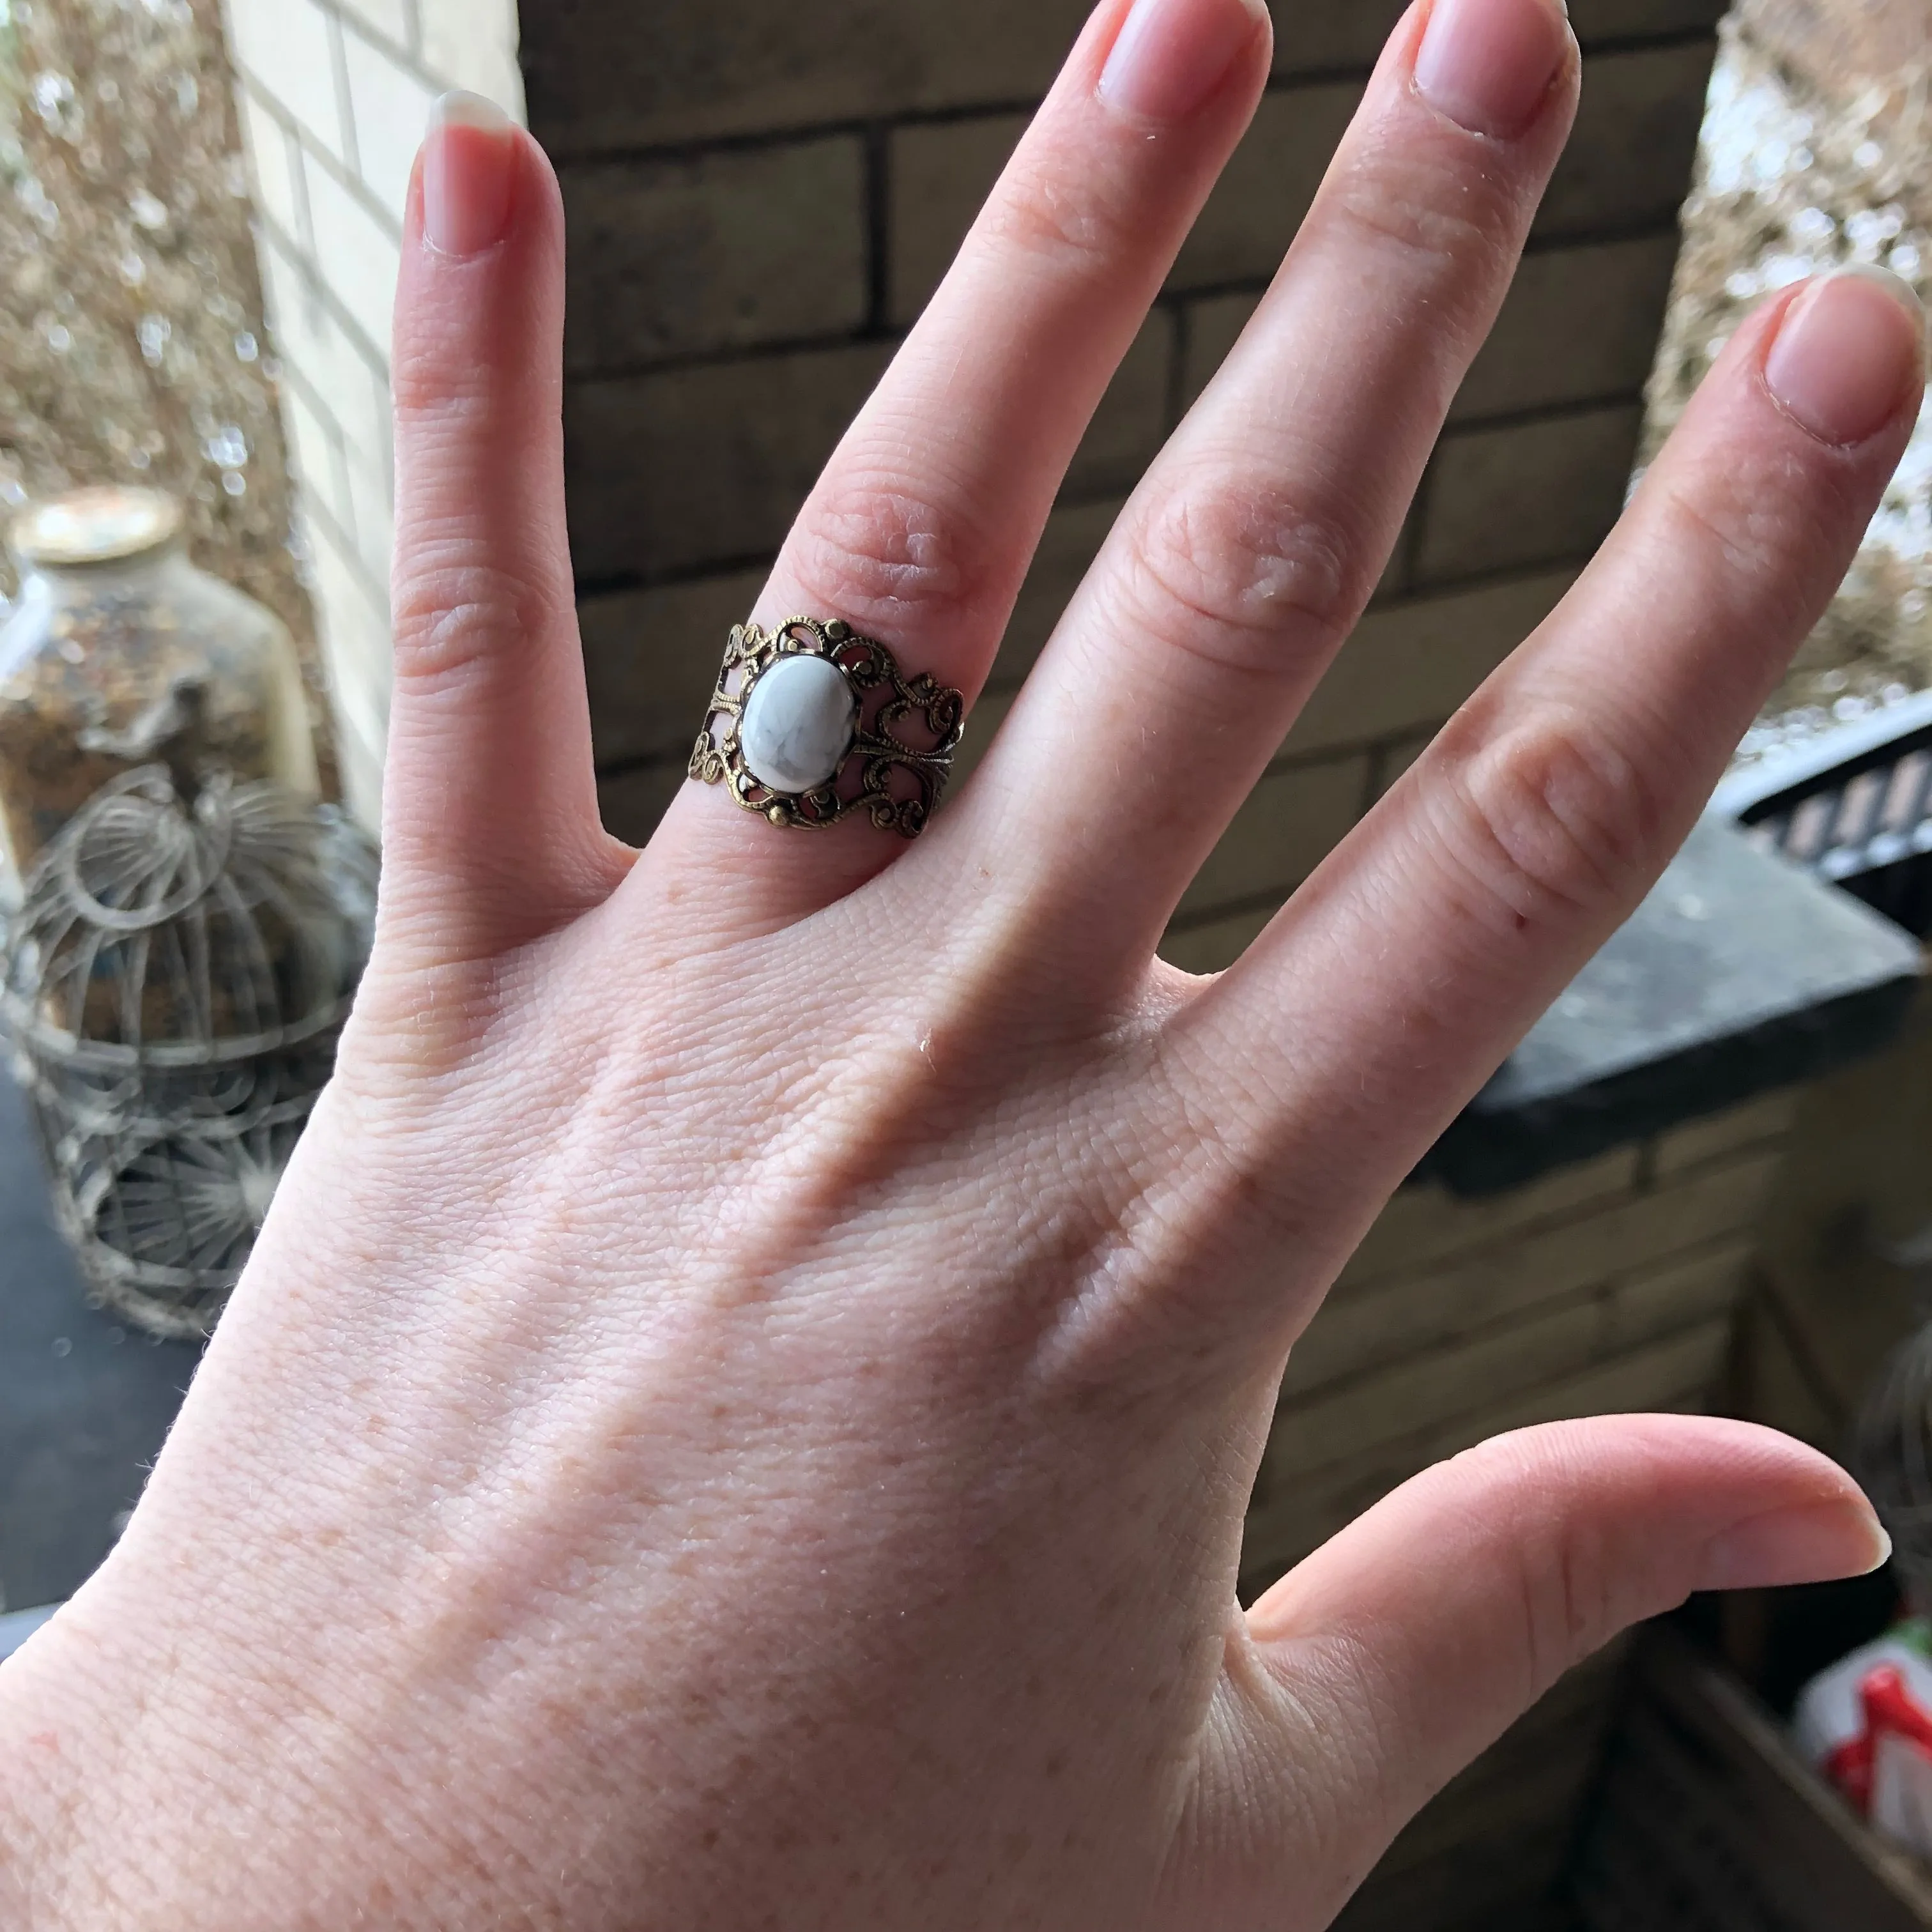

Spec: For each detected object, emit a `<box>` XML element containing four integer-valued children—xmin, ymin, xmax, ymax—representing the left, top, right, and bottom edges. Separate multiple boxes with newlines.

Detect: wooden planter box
<box><xmin>1570</xmin><ymin>1623</ymin><xmax>1932</xmax><ymax>1930</ymax></box>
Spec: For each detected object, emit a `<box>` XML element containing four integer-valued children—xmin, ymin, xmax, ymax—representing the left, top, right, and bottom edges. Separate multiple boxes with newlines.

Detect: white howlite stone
<box><xmin>739</xmin><ymin>653</ymin><xmax>857</xmax><ymax>793</ymax></box>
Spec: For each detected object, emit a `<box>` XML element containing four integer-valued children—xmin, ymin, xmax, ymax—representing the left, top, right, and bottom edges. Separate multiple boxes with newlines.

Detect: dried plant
<box><xmin>1649</xmin><ymin>14</ymin><xmax>1932</xmax><ymax>761</ymax></box>
<box><xmin>0</xmin><ymin>0</ymin><xmax>332</xmax><ymax>785</ymax></box>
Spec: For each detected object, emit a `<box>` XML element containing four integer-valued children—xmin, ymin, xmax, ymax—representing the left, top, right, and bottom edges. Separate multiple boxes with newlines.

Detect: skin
<box><xmin>0</xmin><ymin>0</ymin><xmax>1918</xmax><ymax>1925</ymax></box>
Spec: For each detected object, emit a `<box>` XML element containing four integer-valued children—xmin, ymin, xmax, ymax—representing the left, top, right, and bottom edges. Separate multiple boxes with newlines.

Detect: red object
<box><xmin>1825</xmin><ymin>1667</ymin><xmax>1932</xmax><ymax>1816</ymax></box>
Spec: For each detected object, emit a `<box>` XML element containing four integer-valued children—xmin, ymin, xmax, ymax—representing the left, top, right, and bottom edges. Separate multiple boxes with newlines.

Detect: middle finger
<box><xmin>959</xmin><ymin>0</ymin><xmax>1580</xmax><ymax>983</ymax></box>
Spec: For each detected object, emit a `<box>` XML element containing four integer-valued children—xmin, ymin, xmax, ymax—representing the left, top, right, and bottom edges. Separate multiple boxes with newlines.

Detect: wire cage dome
<box><xmin>1</xmin><ymin>765</ymin><xmax>376</xmax><ymax>1340</ymax></box>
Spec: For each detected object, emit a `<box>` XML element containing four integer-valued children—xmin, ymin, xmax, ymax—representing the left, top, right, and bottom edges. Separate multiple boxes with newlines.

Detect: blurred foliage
<box><xmin>1648</xmin><ymin>12</ymin><xmax>1932</xmax><ymax>762</ymax></box>
<box><xmin>0</xmin><ymin>0</ymin><xmax>332</xmax><ymax>782</ymax></box>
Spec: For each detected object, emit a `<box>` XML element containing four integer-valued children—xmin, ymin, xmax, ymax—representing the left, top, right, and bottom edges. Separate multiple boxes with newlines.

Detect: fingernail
<box><xmin>1414</xmin><ymin>0</ymin><xmax>1572</xmax><ymax>139</ymax></box>
<box><xmin>422</xmin><ymin>91</ymin><xmax>518</xmax><ymax>257</ymax></box>
<box><xmin>1099</xmin><ymin>0</ymin><xmax>1269</xmax><ymax>122</ymax></box>
<box><xmin>1764</xmin><ymin>265</ymin><xmax>1928</xmax><ymax>445</ymax></box>
<box><xmin>1696</xmin><ymin>1500</ymin><xmax>1892</xmax><ymax>1595</ymax></box>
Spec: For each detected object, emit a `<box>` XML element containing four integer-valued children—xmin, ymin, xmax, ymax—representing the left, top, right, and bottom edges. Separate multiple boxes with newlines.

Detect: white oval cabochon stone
<box><xmin>740</xmin><ymin>653</ymin><xmax>859</xmax><ymax>793</ymax></box>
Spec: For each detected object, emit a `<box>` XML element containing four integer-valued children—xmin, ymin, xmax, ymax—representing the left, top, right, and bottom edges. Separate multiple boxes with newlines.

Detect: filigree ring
<box><xmin>689</xmin><ymin>618</ymin><xmax>965</xmax><ymax>839</ymax></box>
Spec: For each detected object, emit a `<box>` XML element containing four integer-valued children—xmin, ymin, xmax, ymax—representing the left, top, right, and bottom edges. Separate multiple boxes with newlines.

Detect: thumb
<box><xmin>1218</xmin><ymin>1416</ymin><xmax>1887</xmax><ymax>1927</ymax></box>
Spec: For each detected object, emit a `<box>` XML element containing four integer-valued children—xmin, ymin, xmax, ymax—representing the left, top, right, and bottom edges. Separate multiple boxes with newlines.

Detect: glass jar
<box><xmin>0</xmin><ymin>487</ymin><xmax>318</xmax><ymax>897</ymax></box>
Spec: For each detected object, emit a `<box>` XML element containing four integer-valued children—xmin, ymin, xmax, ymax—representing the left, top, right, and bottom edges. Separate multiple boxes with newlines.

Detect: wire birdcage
<box><xmin>1</xmin><ymin>764</ymin><xmax>376</xmax><ymax>1339</ymax></box>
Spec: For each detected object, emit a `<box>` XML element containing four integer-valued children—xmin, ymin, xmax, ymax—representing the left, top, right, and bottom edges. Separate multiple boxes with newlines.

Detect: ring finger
<box><xmin>637</xmin><ymin>0</ymin><xmax>1274</xmax><ymax>932</ymax></box>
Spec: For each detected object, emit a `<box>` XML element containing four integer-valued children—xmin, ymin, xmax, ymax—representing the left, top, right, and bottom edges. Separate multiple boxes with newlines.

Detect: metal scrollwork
<box><xmin>690</xmin><ymin>617</ymin><xmax>965</xmax><ymax>839</ymax></box>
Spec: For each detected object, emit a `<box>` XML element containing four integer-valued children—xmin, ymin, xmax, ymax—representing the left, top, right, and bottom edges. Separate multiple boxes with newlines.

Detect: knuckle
<box><xmin>1428</xmin><ymin>702</ymin><xmax>1669</xmax><ymax>933</ymax></box>
<box><xmin>1447</xmin><ymin>1435</ymin><xmax>1618</xmax><ymax>1689</ymax></box>
<box><xmin>390</xmin><ymin>549</ymin><xmax>544</xmax><ymax>688</ymax></box>
<box><xmin>1655</xmin><ymin>459</ymin><xmax>1844</xmax><ymax>634</ymax></box>
<box><xmin>982</xmin><ymin>141</ymin><xmax>1138</xmax><ymax>276</ymax></box>
<box><xmin>391</xmin><ymin>331</ymin><xmax>494</xmax><ymax>428</ymax></box>
<box><xmin>784</xmin><ymin>474</ymin><xmax>989</xmax><ymax>637</ymax></box>
<box><xmin>1117</xmin><ymin>478</ymin><xmax>1374</xmax><ymax>680</ymax></box>
<box><xmin>1319</xmin><ymin>134</ymin><xmax>1522</xmax><ymax>283</ymax></box>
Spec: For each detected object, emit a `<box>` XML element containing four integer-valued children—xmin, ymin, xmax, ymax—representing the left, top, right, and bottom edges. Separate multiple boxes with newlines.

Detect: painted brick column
<box><xmin>217</xmin><ymin>0</ymin><xmax>523</xmax><ymax>829</ymax></box>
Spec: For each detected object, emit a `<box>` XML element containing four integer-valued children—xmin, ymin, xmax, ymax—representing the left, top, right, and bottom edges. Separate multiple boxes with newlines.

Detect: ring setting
<box><xmin>690</xmin><ymin>618</ymin><xmax>965</xmax><ymax>839</ymax></box>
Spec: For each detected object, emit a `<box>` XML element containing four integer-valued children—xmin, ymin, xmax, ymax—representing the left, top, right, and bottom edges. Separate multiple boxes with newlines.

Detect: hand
<box><xmin>3</xmin><ymin>0</ymin><xmax>1914</xmax><ymax>1925</ymax></box>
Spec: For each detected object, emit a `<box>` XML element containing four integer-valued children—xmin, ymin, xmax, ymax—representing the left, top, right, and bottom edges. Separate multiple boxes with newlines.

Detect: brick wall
<box><xmin>521</xmin><ymin>0</ymin><xmax>1728</xmax><ymax>918</ymax></box>
<box><xmin>1308</xmin><ymin>1088</ymin><xmax>1804</xmax><ymax>1932</ymax></box>
<box><xmin>219</xmin><ymin>0</ymin><xmax>524</xmax><ymax>828</ymax></box>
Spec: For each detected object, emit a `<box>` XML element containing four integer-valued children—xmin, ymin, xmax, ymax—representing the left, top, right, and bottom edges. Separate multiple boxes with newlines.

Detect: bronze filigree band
<box><xmin>689</xmin><ymin>618</ymin><xmax>965</xmax><ymax>839</ymax></box>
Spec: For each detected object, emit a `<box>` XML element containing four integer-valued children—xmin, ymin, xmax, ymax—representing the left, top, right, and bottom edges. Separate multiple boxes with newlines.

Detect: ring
<box><xmin>689</xmin><ymin>618</ymin><xmax>966</xmax><ymax>839</ymax></box>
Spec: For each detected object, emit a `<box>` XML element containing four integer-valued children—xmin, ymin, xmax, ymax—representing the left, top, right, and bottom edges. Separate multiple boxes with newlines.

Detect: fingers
<box><xmin>958</xmin><ymin>0</ymin><xmax>1579</xmax><ymax>983</ymax></box>
<box><xmin>1160</xmin><ymin>268</ymin><xmax>1924</xmax><ymax>1324</ymax></box>
<box><xmin>1218</xmin><ymin>1416</ymin><xmax>1886</xmax><ymax>1926</ymax></box>
<box><xmin>383</xmin><ymin>95</ymin><xmax>622</xmax><ymax>967</ymax></box>
<box><xmin>641</xmin><ymin>0</ymin><xmax>1273</xmax><ymax>934</ymax></box>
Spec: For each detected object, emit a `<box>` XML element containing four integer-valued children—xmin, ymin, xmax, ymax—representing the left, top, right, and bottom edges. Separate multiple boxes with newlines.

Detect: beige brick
<box><xmin>1343</xmin><ymin>1147</ymin><xmax>1642</xmax><ymax>1287</ymax></box>
<box><xmin>258</xmin><ymin>231</ymin><xmax>394</xmax><ymax>464</ymax></box>
<box><xmin>1285</xmin><ymin>570</ymin><xmax>1577</xmax><ymax>756</ymax></box>
<box><xmin>1367</xmin><ymin>1144</ymin><xmax>1769</xmax><ymax>1298</ymax></box>
<box><xmin>598</xmin><ymin>761</ymin><xmax>688</xmax><ymax>848</ymax></box>
<box><xmin>341</xmin><ymin>438</ymin><xmax>395</xmax><ymax>588</ymax></box>
<box><xmin>1600</xmin><ymin>1243</ymin><xmax>1754</xmax><ymax>1356</ymax></box>
<box><xmin>1172</xmin><ymin>83</ymin><xmax>1360</xmax><ymax>291</ymax></box>
<box><xmin>226</xmin><ymin>0</ymin><xmax>346</xmax><ymax>163</ymax></box>
<box><xmin>1416</xmin><ymin>405</ymin><xmax>1643</xmax><ymax>585</ymax></box>
<box><xmin>414</xmin><ymin>0</ymin><xmax>525</xmax><ymax>113</ymax></box>
<box><xmin>1368</xmin><ymin>1650</ymin><xmax>1625</xmax><ymax>1884</ymax></box>
<box><xmin>238</xmin><ymin>89</ymin><xmax>305</xmax><ymax>249</ymax></box>
<box><xmin>1272</xmin><ymin>0</ymin><xmax>1404</xmax><ymax>77</ymax></box>
<box><xmin>1243</xmin><ymin>1318</ymin><xmax>1730</xmax><ymax>1573</ymax></box>
<box><xmin>1537</xmin><ymin>43</ymin><xmax>1718</xmax><ymax>240</ymax></box>
<box><xmin>565</xmin><ymin>342</ymin><xmax>893</xmax><ymax>581</ymax></box>
<box><xmin>1161</xmin><ymin>901</ymin><xmax>1278</xmax><ymax>976</ymax></box>
<box><xmin>564</xmin><ymin>141</ymin><xmax>868</xmax><ymax>374</ymax></box>
<box><xmin>995</xmin><ymin>497</ymin><xmax>1123</xmax><ymax>690</ymax></box>
<box><xmin>334</xmin><ymin>0</ymin><xmax>411</xmax><ymax>48</ymax></box>
<box><xmin>1652</xmin><ymin>1090</ymin><xmax>1803</xmax><ymax>1179</ymax></box>
<box><xmin>1452</xmin><ymin>234</ymin><xmax>1683</xmax><ymax>424</ymax></box>
<box><xmin>1269</xmin><ymin>1296</ymin><xmax>1612</xmax><ymax>1479</ymax></box>
<box><xmin>1180</xmin><ymin>290</ymin><xmax>1261</xmax><ymax>410</ymax></box>
<box><xmin>1070</xmin><ymin>312</ymin><xmax>1174</xmax><ymax>500</ymax></box>
<box><xmin>300</xmin><ymin>157</ymin><xmax>403</xmax><ymax>357</ymax></box>
<box><xmin>279</xmin><ymin>375</ymin><xmax>352</xmax><ymax>534</ymax></box>
<box><xmin>332</xmin><ymin>710</ymin><xmax>387</xmax><ymax>831</ymax></box>
<box><xmin>521</xmin><ymin>0</ymin><xmax>1090</xmax><ymax>154</ymax></box>
<box><xmin>305</xmin><ymin>499</ymin><xmax>389</xmax><ymax>632</ymax></box>
<box><xmin>340</xmin><ymin>19</ymin><xmax>439</xmax><ymax>218</ymax></box>
<box><xmin>581</xmin><ymin>568</ymin><xmax>767</xmax><ymax>769</ymax></box>
<box><xmin>1177</xmin><ymin>755</ymin><xmax>1368</xmax><ymax>917</ymax></box>
<box><xmin>305</xmin><ymin>509</ymin><xmax>392</xmax><ymax>826</ymax></box>
<box><xmin>1572</xmin><ymin>0</ymin><xmax>1726</xmax><ymax>31</ymax></box>
<box><xmin>888</xmin><ymin>114</ymin><xmax>1027</xmax><ymax>327</ymax></box>
<box><xmin>1289</xmin><ymin>1159</ymin><xmax>1777</xmax><ymax>1400</ymax></box>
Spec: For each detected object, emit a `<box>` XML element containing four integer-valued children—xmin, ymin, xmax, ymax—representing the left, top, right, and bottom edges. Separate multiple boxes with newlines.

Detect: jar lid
<box><xmin>10</xmin><ymin>487</ymin><xmax>185</xmax><ymax>568</ymax></box>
